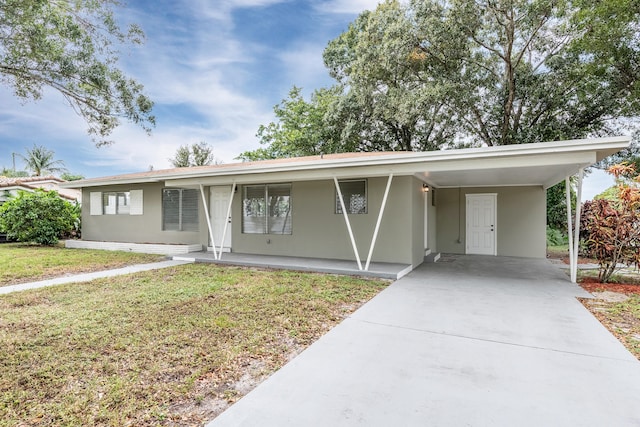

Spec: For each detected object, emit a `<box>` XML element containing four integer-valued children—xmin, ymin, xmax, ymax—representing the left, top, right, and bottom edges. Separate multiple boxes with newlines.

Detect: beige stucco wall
<box><xmin>231</xmin><ymin>176</ymin><xmax>424</xmax><ymax>266</ymax></box>
<box><xmin>435</xmin><ymin>186</ymin><xmax>546</xmax><ymax>258</ymax></box>
<box><xmin>81</xmin><ymin>183</ymin><xmax>207</xmax><ymax>247</ymax></box>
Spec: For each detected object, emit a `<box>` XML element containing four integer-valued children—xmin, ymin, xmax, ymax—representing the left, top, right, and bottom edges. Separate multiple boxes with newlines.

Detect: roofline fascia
<box><xmin>61</xmin><ymin>136</ymin><xmax>632</xmax><ymax>189</ymax></box>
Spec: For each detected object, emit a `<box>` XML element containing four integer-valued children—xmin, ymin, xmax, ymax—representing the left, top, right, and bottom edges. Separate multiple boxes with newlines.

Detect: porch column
<box><xmin>364</xmin><ymin>174</ymin><xmax>393</xmax><ymax>271</ymax></box>
<box><xmin>334</xmin><ymin>177</ymin><xmax>363</xmax><ymax>270</ymax></box>
<box><xmin>199</xmin><ymin>184</ymin><xmax>218</xmax><ymax>260</ymax></box>
<box><xmin>565</xmin><ymin>169</ymin><xmax>584</xmax><ymax>283</ymax></box>
<box><xmin>217</xmin><ymin>182</ymin><xmax>236</xmax><ymax>260</ymax></box>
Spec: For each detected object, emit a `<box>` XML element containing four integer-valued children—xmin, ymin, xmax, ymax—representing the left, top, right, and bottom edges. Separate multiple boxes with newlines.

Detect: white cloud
<box><xmin>315</xmin><ymin>0</ymin><xmax>382</xmax><ymax>14</ymax></box>
<box><xmin>581</xmin><ymin>168</ymin><xmax>615</xmax><ymax>201</ymax></box>
<box><xmin>277</xmin><ymin>42</ymin><xmax>333</xmax><ymax>93</ymax></box>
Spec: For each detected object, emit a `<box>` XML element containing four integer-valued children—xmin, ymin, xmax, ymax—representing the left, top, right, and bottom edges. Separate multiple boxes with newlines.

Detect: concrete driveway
<box><xmin>208</xmin><ymin>255</ymin><xmax>640</xmax><ymax>426</ymax></box>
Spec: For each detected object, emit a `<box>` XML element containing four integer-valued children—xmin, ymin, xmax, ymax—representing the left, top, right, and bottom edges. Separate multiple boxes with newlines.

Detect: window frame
<box><xmin>162</xmin><ymin>188</ymin><xmax>199</xmax><ymax>232</ymax></box>
<box><xmin>242</xmin><ymin>183</ymin><xmax>292</xmax><ymax>235</ymax></box>
<box><xmin>102</xmin><ymin>191</ymin><xmax>130</xmax><ymax>215</ymax></box>
<box><xmin>335</xmin><ymin>179</ymin><xmax>368</xmax><ymax>215</ymax></box>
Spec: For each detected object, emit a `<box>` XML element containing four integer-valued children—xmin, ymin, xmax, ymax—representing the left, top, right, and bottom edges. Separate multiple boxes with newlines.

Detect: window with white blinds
<box><xmin>242</xmin><ymin>184</ymin><xmax>292</xmax><ymax>234</ymax></box>
<box><xmin>336</xmin><ymin>179</ymin><xmax>367</xmax><ymax>214</ymax></box>
<box><xmin>162</xmin><ymin>188</ymin><xmax>199</xmax><ymax>231</ymax></box>
<box><xmin>103</xmin><ymin>192</ymin><xmax>130</xmax><ymax>215</ymax></box>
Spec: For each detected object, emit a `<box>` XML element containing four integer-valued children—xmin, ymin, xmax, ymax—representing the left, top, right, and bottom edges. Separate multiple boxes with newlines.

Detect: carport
<box><xmin>207</xmin><ymin>256</ymin><xmax>640</xmax><ymax>426</ymax></box>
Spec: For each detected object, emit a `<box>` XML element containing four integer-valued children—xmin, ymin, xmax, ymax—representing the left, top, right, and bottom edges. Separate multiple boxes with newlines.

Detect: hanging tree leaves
<box><xmin>0</xmin><ymin>0</ymin><xmax>155</xmax><ymax>145</ymax></box>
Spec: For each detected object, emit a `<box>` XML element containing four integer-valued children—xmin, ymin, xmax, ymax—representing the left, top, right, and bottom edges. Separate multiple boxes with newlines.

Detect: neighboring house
<box><xmin>62</xmin><ymin>137</ymin><xmax>630</xmax><ymax>277</ymax></box>
<box><xmin>0</xmin><ymin>176</ymin><xmax>81</xmax><ymax>205</ymax></box>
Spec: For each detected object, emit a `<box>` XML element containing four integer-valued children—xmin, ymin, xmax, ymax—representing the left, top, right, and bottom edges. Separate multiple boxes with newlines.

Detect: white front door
<box><xmin>466</xmin><ymin>194</ymin><xmax>497</xmax><ymax>255</ymax></box>
<box><xmin>210</xmin><ymin>186</ymin><xmax>232</xmax><ymax>251</ymax></box>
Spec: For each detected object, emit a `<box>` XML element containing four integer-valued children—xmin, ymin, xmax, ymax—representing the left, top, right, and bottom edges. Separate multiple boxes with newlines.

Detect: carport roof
<box><xmin>62</xmin><ymin>136</ymin><xmax>631</xmax><ymax>189</ymax></box>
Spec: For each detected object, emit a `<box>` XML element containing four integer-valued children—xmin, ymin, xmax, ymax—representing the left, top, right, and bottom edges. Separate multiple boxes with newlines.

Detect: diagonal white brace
<box><xmin>565</xmin><ymin>176</ymin><xmax>575</xmax><ymax>282</ymax></box>
<box><xmin>200</xmin><ymin>184</ymin><xmax>218</xmax><ymax>260</ymax></box>
<box><xmin>217</xmin><ymin>182</ymin><xmax>236</xmax><ymax>260</ymax></box>
<box><xmin>572</xmin><ymin>169</ymin><xmax>584</xmax><ymax>283</ymax></box>
<box><xmin>365</xmin><ymin>174</ymin><xmax>393</xmax><ymax>271</ymax></box>
<box><xmin>334</xmin><ymin>176</ymin><xmax>363</xmax><ymax>270</ymax></box>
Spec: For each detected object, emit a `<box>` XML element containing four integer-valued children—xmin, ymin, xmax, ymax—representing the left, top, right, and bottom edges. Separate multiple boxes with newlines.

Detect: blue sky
<box><xmin>0</xmin><ymin>0</ymin><xmax>615</xmax><ymax>199</ymax></box>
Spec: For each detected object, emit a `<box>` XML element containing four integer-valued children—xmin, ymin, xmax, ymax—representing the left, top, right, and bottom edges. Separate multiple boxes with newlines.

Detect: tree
<box><xmin>238</xmin><ymin>86</ymin><xmax>358</xmax><ymax>160</ymax></box>
<box><xmin>0</xmin><ymin>167</ymin><xmax>28</xmax><ymax>178</ymax></box>
<box><xmin>0</xmin><ymin>189</ymin><xmax>80</xmax><ymax>245</ymax></box>
<box><xmin>581</xmin><ymin>164</ymin><xmax>640</xmax><ymax>283</ymax></box>
<box><xmin>169</xmin><ymin>142</ymin><xmax>215</xmax><ymax>167</ymax></box>
<box><xmin>253</xmin><ymin>0</ymin><xmax>640</xmax><ymax>158</ymax></box>
<box><xmin>0</xmin><ymin>0</ymin><xmax>155</xmax><ymax>146</ymax></box>
<box><xmin>60</xmin><ymin>172</ymin><xmax>85</xmax><ymax>181</ymax></box>
<box><xmin>19</xmin><ymin>145</ymin><xmax>66</xmax><ymax>176</ymax></box>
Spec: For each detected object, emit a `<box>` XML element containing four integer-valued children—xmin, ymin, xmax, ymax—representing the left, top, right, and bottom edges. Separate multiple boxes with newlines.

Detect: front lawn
<box><xmin>0</xmin><ymin>264</ymin><xmax>387</xmax><ymax>425</ymax></box>
<box><xmin>0</xmin><ymin>243</ymin><xmax>165</xmax><ymax>286</ymax></box>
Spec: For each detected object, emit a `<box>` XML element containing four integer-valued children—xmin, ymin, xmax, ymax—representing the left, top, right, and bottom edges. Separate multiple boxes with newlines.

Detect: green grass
<box><xmin>0</xmin><ymin>243</ymin><xmax>165</xmax><ymax>286</ymax></box>
<box><xmin>0</xmin><ymin>264</ymin><xmax>388</xmax><ymax>425</ymax></box>
<box><xmin>546</xmin><ymin>244</ymin><xmax>569</xmax><ymax>259</ymax></box>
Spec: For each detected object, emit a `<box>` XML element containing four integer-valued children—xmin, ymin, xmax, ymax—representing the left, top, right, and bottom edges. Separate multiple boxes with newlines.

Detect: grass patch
<box><xmin>546</xmin><ymin>244</ymin><xmax>569</xmax><ymax>259</ymax></box>
<box><xmin>582</xmin><ymin>294</ymin><xmax>640</xmax><ymax>360</ymax></box>
<box><xmin>0</xmin><ymin>264</ymin><xmax>388</xmax><ymax>425</ymax></box>
<box><xmin>0</xmin><ymin>243</ymin><xmax>165</xmax><ymax>286</ymax></box>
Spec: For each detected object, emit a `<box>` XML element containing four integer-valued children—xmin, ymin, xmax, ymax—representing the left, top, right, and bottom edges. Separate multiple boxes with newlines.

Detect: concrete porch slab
<box><xmin>172</xmin><ymin>252</ymin><xmax>413</xmax><ymax>280</ymax></box>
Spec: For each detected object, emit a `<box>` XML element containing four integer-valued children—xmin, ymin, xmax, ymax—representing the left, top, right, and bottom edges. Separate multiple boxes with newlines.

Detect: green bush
<box><xmin>546</xmin><ymin>226</ymin><xmax>568</xmax><ymax>246</ymax></box>
<box><xmin>0</xmin><ymin>190</ymin><xmax>80</xmax><ymax>245</ymax></box>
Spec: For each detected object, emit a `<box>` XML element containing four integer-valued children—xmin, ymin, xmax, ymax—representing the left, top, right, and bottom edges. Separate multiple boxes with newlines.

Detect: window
<box><xmin>336</xmin><ymin>179</ymin><xmax>367</xmax><ymax>214</ymax></box>
<box><xmin>103</xmin><ymin>192</ymin><xmax>130</xmax><ymax>215</ymax></box>
<box><xmin>162</xmin><ymin>188</ymin><xmax>199</xmax><ymax>231</ymax></box>
<box><xmin>242</xmin><ymin>184</ymin><xmax>292</xmax><ymax>234</ymax></box>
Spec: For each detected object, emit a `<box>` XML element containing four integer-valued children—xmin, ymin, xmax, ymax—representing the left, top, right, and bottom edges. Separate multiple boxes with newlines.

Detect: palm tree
<box><xmin>20</xmin><ymin>145</ymin><xmax>66</xmax><ymax>177</ymax></box>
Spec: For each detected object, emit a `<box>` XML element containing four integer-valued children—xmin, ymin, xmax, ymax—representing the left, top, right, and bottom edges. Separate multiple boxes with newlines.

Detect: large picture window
<box><xmin>336</xmin><ymin>179</ymin><xmax>367</xmax><ymax>214</ymax></box>
<box><xmin>162</xmin><ymin>188</ymin><xmax>199</xmax><ymax>231</ymax></box>
<box><xmin>242</xmin><ymin>184</ymin><xmax>292</xmax><ymax>234</ymax></box>
<box><xmin>103</xmin><ymin>192</ymin><xmax>130</xmax><ymax>215</ymax></box>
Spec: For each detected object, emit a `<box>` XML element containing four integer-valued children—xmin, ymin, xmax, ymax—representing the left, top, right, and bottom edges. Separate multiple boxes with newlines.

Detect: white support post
<box><xmin>565</xmin><ymin>177</ymin><xmax>575</xmax><ymax>282</ymax></box>
<box><xmin>217</xmin><ymin>182</ymin><xmax>236</xmax><ymax>260</ymax></box>
<box><xmin>365</xmin><ymin>174</ymin><xmax>393</xmax><ymax>271</ymax></box>
<box><xmin>200</xmin><ymin>184</ymin><xmax>218</xmax><ymax>260</ymax></box>
<box><xmin>334</xmin><ymin>177</ymin><xmax>363</xmax><ymax>270</ymax></box>
<box><xmin>572</xmin><ymin>169</ymin><xmax>584</xmax><ymax>283</ymax></box>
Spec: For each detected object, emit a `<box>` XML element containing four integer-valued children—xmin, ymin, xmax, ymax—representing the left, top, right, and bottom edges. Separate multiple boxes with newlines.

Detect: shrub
<box><xmin>580</xmin><ymin>164</ymin><xmax>640</xmax><ymax>283</ymax></box>
<box><xmin>546</xmin><ymin>226</ymin><xmax>568</xmax><ymax>246</ymax></box>
<box><xmin>0</xmin><ymin>190</ymin><xmax>80</xmax><ymax>245</ymax></box>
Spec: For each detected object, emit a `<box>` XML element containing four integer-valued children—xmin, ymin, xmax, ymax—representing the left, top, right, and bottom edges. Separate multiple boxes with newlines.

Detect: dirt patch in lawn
<box><xmin>579</xmin><ymin>280</ymin><xmax>640</xmax><ymax>361</ymax></box>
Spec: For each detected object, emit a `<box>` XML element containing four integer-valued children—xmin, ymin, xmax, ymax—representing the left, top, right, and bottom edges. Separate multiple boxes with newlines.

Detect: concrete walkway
<box><xmin>208</xmin><ymin>255</ymin><xmax>640</xmax><ymax>427</ymax></box>
<box><xmin>0</xmin><ymin>260</ymin><xmax>192</xmax><ymax>295</ymax></box>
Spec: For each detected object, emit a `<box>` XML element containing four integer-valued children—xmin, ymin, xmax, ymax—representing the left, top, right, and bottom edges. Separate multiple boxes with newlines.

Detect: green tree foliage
<box><xmin>19</xmin><ymin>144</ymin><xmax>66</xmax><ymax>176</ymax></box>
<box><xmin>0</xmin><ymin>0</ymin><xmax>155</xmax><ymax>145</ymax></box>
<box><xmin>238</xmin><ymin>86</ymin><xmax>358</xmax><ymax>160</ymax></box>
<box><xmin>547</xmin><ymin>180</ymin><xmax>576</xmax><ymax>235</ymax></box>
<box><xmin>60</xmin><ymin>172</ymin><xmax>85</xmax><ymax>181</ymax></box>
<box><xmin>170</xmin><ymin>142</ymin><xmax>215</xmax><ymax>167</ymax></box>
<box><xmin>581</xmin><ymin>164</ymin><xmax>640</xmax><ymax>283</ymax></box>
<box><xmin>0</xmin><ymin>168</ymin><xmax>28</xmax><ymax>177</ymax></box>
<box><xmin>0</xmin><ymin>190</ymin><xmax>80</xmax><ymax>245</ymax></box>
<box><xmin>249</xmin><ymin>0</ymin><xmax>640</xmax><ymax>159</ymax></box>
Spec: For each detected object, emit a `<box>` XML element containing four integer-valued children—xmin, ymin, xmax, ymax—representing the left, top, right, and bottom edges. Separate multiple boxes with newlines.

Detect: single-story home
<box><xmin>0</xmin><ymin>176</ymin><xmax>81</xmax><ymax>204</ymax></box>
<box><xmin>62</xmin><ymin>137</ymin><xmax>631</xmax><ymax>281</ymax></box>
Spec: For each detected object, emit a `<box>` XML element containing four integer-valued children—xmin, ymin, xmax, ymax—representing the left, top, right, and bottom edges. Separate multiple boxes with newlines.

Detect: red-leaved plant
<box><xmin>580</xmin><ymin>164</ymin><xmax>640</xmax><ymax>283</ymax></box>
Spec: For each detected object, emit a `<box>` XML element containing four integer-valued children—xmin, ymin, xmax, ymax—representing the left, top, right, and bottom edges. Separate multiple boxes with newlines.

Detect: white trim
<box><xmin>334</xmin><ymin>177</ymin><xmax>362</xmax><ymax>270</ymax></box>
<box><xmin>65</xmin><ymin>240</ymin><xmax>201</xmax><ymax>255</ymax></box>
<box><xmin>64</xmin><ymin>136</ymin><xmax>631</xmax><ymax>188</ymax></box>
<box><xmin>199</xmin><ymin>184</ymin><xmax>218</xmax><ymax>260</ymax></box>
<box><xmin>217</xmin><ymin>182</ymin><xmax>236</xmax><ymax>260</ymax></box>
<box><xmin>89</xmin><ymin>192</ymin><xmax>102</xmax><ymax>215</ymax></box>
<box><xmin>129</xmin><ymin>189</ymin><xmax>143</xmax><ymax>215</ymax></box>
<box><xmin>365</xmin><ymin>174</ymin><xmax>393</xmax><ymax>271</ymax></box>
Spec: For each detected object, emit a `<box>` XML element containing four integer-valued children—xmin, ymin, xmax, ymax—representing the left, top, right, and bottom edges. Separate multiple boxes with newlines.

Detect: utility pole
<box><xmin>11</xmin><ymin>153</ymin><xmax>16</xmax><ymax>172</ymax></box>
